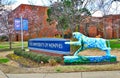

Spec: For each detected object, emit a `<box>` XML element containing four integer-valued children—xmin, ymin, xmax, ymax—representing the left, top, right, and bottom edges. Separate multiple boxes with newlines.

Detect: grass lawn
<box><xmin>0</xmin><ymin>58</ymin><xmax>9</xmax><ymax>63</ymax></box>
<box><xmin>0</xmin><ymin>39</ymin><xmax>120</xmax><ymax>50</ymax></box>
<box><xmin>0</xmin><ymin>39</ymin><xmax>120</xmax><ymax>73</ymax></box>
<box><xmin>110</xmin><ymin>39</ymin><xmax>120</xmax><ymax>49</ymax></box>
<box><xmin>55</xmin><ymin>62</ymin><xmax>120</xmax><ymax>72</ymax></box>
<box><xmin>0</xmin><ymin>41</ymin><xmax>28</xmax><ymax>51</ymax></box>
<box><xmin>0</xmin><ymin>39</ymin><xmax>119</xmax><ymax>50</ymax></box>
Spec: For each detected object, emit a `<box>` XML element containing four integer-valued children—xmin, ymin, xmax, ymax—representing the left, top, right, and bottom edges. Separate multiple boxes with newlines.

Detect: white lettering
<box><xmin>30</xmin><ymin>42</ymin><xmax>63</xmax><ymax>49</ymax></box>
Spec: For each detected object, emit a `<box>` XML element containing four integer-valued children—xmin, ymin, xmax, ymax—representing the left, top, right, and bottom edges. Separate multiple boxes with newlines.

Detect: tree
<box><xmin>114</xmin><ymin>0</ymin><xmax>120</xmax><ymax>1</ymax></box>
<box><xmin>0</xmin><ymin>0</ymin><xmax>1</xmax><ymax>4</ymax></box>
<box><xmin>28</xmin><ymin>0</ymin><xmax>37</xmax><ymax>5</ymax></box>
<box><xmin>47</xmin><ymin>0</ymin><xmax>120</xmax><ymax>38</ymax></box>
<box><xmin>28</xmin><ymin>0</ymin><xmax>48</xmax><ymax>6</ymax></box>
<box><xmin>47</xmin><ymin>0</ymin><xmax>91</xmax><ymax>37</ymax></box>
<box><xmin>27</xmin><ymin>0</ymin><xmax>56</xmax><ymax>38</ymax></box>
<box><xmin>90</xmin><ymin>0</ymin><xmax>120</xmax><ymax>39</ymax></box>
<box><xmin>0</xmin><ymin>0</ymin><xmax>16</xmax><ymax>49</ymax></box>
<box><xmin>89</xmin><ymin>0</ymin><xmax>114</xmax><ymax>15</ymax></box>
<box><xmin>24</xmin><ymin>9</ymin><xmax>44</xmax><ymax>38</ymax></box>
<box><xmin>1</xmin><ymin>0</ymin><xmax>17</xmax><ymax>5</ymax></box>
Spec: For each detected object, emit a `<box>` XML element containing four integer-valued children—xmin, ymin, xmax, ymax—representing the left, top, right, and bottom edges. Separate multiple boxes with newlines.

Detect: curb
<box><xmin>0</xmin><ymin>70</ymin><xmax>8</xmax><ymax>78</ymax></box>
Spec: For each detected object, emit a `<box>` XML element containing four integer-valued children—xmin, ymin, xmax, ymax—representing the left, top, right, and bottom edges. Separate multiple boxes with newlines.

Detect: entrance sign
<box><xmin>14</xmin><ymin>18</ymin><xmax>28</xmax><ymax>31</ymax></box>
<box><xmin>28</xmin><ymin>38</ymin><xmax>70</xmax><ymax>55</ymax></box>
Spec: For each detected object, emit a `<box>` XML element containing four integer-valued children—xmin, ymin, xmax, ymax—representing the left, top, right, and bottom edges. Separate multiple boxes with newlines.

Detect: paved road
<box><xmin>1</xmin><ymin>70</ymin><xmax>120</xmax><ymax>78</ymax></box>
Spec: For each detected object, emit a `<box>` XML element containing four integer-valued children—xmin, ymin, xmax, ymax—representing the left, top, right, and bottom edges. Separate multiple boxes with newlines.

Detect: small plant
<box><xmin>56</xmin><ymin>68</ymin><xmax>61</xmax><ymax>72</ymax></box>
<box><xmin>53</xmin><ymin>57</ymin><xmax>63</xmax><ymax>63</ymax></box>
<box><xmin>33</xmin><ymin>55</ymin><xmax>41</xmax><ymax>63</ymax></box>
<box><xmin>48</xmin><ymin>59</ymin><xmax>57</xmax><ymax>66</ymax></box>
<box><xmin>0</xmin><ymin>58</ymin><xmax>9</xmax><ymax>63</ymax></box>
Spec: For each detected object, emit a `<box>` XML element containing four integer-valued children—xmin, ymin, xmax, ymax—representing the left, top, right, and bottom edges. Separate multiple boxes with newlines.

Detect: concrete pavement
<box><xmin>0</xmin><ymin>70</ymin><xmax>8</xmax><ymax>78</ymax></box>
<box><xmin>1</xmin><ymin>70</ymin><xmax>120</xmax><ymax>78</ymax></box>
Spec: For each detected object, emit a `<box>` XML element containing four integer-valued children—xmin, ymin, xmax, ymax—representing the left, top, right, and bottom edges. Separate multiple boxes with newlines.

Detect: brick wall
<box><xmin>8</xmin><ymin>4</ymin><xmax>57</xmax><ymax>41</ymax></box>
<box><xmin>80</xmin><ymin>15</ymin><xmax>120</xmax><ymax>39</ymax></box>
<box><xmin>88</xmin><ymin>26</ymin><xmax>97</xmax><ymax>37</ymax></box>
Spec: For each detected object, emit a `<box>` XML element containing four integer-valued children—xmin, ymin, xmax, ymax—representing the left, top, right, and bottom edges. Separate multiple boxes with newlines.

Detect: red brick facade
<box><xmin>8</xmin><ymin>4</ymin><xmax>120</xmax><ymax>40</ymax></box>
<box><xmin>8</xmin><ymin>4</ymin><xmax>57</xmax><ymax>41</ymax></box>
<box><xmin>88</xmin><ymin>26</ymin><xmax>97</xmax><ymax>37</ymax></box>
<box><xmin>80</xmin><ymin>15</ymin><xmax>120</xmax><ymax>39</ymax></box>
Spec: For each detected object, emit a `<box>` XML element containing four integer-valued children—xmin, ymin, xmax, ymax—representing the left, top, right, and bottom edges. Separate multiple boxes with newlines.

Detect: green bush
<box><xmin>29</xmin><ymin>52</ymin><xmax>36</xmax><ymax>61</ymax></box>
<box><xmin>13</xmin><ymin>49</ymin><xmax>63</xmax><ymax>64</ymax></box>
<box><xmin>53</xmin><ymin>57</ymin><xmax>63</xmax><ymax>63</ymax></box>
<box><xmin>23</xmin><ymin>52</ymin><xmax>30</xmax><ymax>58</ymax></box>
<box><xmin>48</xmin><ymin>59</ymin><xmax>57</xmax><ymax>66</ymax></box>
<box><xmin>14</xmin><ymin>49</ymin><xmax>23</xmax><ymax>56</ymax></box>
<box><xmin>34</xmin><ymin>55</ymin><xmax>42</xmax><ymax>63</ymax></box>
<box><xmin>0</xmin><ymin>35</ymin><xmax>8</xmax><ymax>41</ymax></box>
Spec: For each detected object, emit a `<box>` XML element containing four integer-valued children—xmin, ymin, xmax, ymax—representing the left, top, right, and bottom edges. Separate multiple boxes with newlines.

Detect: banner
<box><xmin>14</xmin><ymin>18</ymin><xmax>28</xmax><ymax>31</ymax></box>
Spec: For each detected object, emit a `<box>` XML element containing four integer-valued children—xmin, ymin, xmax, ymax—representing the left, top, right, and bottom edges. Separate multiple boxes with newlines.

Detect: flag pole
<box><xmin>20</xmin><ymin>16</ymin><xmax>24</xmax><ymax>50</ymax></box>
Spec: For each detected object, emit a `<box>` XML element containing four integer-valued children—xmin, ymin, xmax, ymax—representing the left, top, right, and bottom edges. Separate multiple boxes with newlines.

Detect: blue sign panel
<box><xmin>14</xmin><ymin>18</ymin><xmax>21</xmax><ymax>30</ymax></box>
<box><xmin>28</xmin><ymin>38</ymin><xmax>70</xmax><ymax>55</ymax></box>
<box><xmin>14</xmin><ymin>18</ymin><xmax>28</xmax><ymax>31</ymax></box>
<box><xmin>22</xmin><ymin>19</ymin><xmax>28</xmax><ymax>30</ymax></box>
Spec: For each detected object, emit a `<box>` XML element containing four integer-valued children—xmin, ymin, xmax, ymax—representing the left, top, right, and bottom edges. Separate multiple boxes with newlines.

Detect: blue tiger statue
<box><xmin>65</xmin><ymin>32</ymin><xmax>111</xmax><ymax>56</ymax></box>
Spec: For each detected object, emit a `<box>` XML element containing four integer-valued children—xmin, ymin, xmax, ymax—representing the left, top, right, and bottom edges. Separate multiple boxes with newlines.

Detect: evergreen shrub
<box><xmin>14</xmin><ymin>49</ymin><xmax>63</xmax><ymax>64</ymax></box>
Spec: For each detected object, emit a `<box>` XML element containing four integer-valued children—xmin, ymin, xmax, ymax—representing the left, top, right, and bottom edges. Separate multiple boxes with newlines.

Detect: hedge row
<box><xmin>14</xmin><ymin>49</ymin><xmax>62</xmax><ymax>64</ymax></box>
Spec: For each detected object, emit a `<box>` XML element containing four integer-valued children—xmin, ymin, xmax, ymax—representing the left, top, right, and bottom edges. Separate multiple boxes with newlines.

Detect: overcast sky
<box><xmin>109</xmin><ymin>1</ymin><xmax>120</xmax><ymax>14</ymax></box>
<box><xmin>11</xmin><ymin>0</ymin><xmax>52</xmax><ymax>9</ymax></box>
<box><xmin>2</xmin><ymin>0</ymin><xmax>120</xmax><ymax>17</ymax></box>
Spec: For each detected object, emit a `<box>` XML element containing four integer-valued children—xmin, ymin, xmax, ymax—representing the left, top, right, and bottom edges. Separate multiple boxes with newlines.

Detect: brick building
<box><xmin>79</xmin><ymin>15</ymin><xmax>120</xmax><ymax>39</ymax></box>
<box><xmin>8</xmin><ymin>4</ymin><xmax>57</xmax><ymax>41</ymax></box>
<box><xmin>8</xmin><ymin>4</ymin><xmax>120</xmax><ymax>40</ymax></box>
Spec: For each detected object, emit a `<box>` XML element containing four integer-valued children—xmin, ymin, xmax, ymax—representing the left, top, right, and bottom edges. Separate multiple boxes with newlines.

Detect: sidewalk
<box><xmin>1</xmin><ymin>70</ymin><xmax>120</xmax><ymax>78</ymax></box>
<box><xmin>0</xmin><ymin>70</ymin><xmax>8</xmax><ymax>78</ymax></box>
